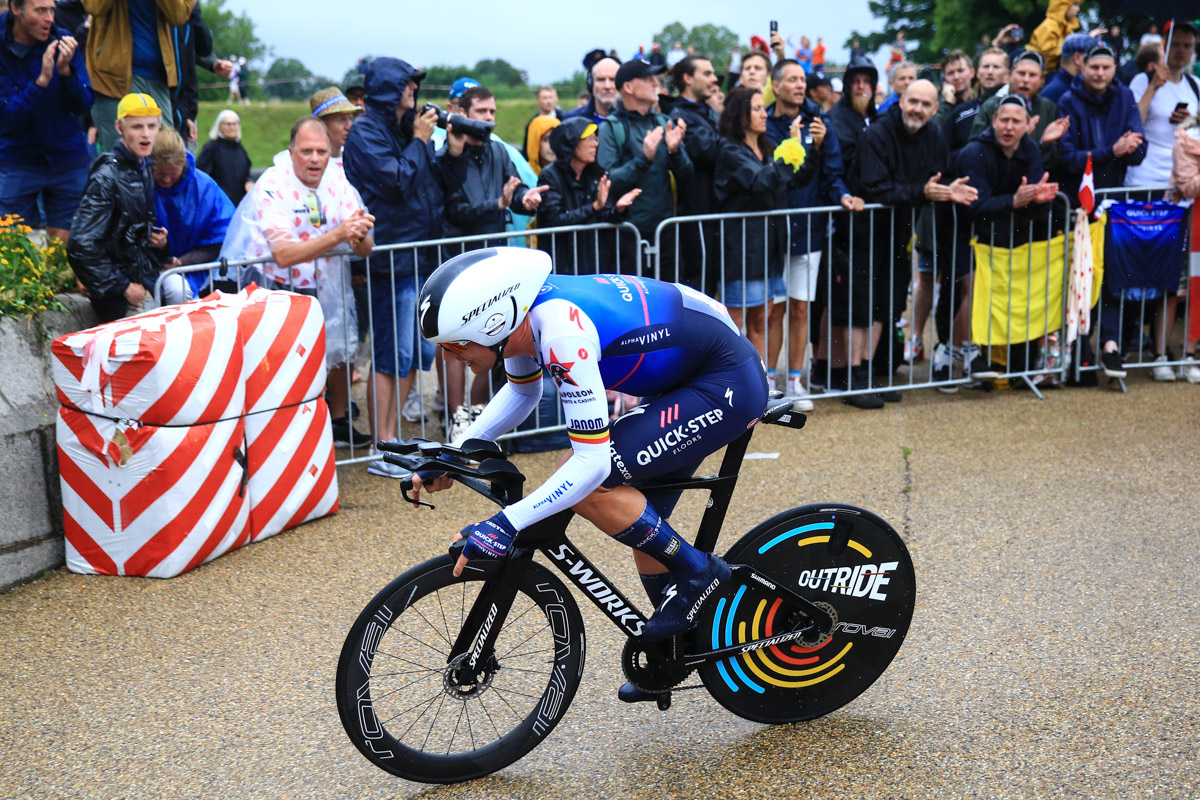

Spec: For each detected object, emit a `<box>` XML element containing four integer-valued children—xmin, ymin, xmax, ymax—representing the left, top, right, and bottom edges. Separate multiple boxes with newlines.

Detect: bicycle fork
<box><xmin>447</xmin><ymin>545</ymin><xmax>537</xmax><ymax>676</ymax></box>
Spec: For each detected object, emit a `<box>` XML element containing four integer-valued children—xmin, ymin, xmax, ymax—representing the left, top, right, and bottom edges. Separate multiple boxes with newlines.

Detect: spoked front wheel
<box><xmin>695</xmin><ymin>504</ymin><xmax>915</xmax><ymax>724</ymax></box>
<box><xmin>336</xmin><ymin>554</ymin><xmax>585</xmax><ymax>783</ymax></box>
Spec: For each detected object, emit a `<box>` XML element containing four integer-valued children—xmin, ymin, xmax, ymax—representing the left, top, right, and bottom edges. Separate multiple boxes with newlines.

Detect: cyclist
<box><xmin>410</xmin><ymin>247</ymin><xmax>769</xmax><ymax>697</ymax></box>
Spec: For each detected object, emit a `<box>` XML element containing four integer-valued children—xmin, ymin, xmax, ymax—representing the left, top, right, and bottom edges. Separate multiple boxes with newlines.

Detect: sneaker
<box><xmin>878</xmin><ymin>389</ymin><xmax>902</xmax><ymax>403</ymax></box>
<box><xmin>643</xmin><ymin>554</ymin><xmax>731</xmax><ymax>640</ymax></box>
<box><xmin>967</xmin><ymin>354</ymin><xmax>1001</xmax><ymax>380</ymax></box>
<box><xmin>448</xmin><ymin>404</ymin><xmax>474</xmax><ymax>443</ymax></box>
<box><xmin>903</xmin><ymin>336</ymin><xmax>924</xmax><ymax>363</ymax></box>
<box><xmin>330</xmin><ymin>416</ymin><xmax>373</xmax><ymax>449</ymax></box>
<box><xmin>1182</xmin><ymin>356</ymin><xmax>1200</xmax><ymax>385</ymax></box>
<box><xmin>932</xmin><ymin>343</ymin><xmax>958</xmax><ymax>394</ymax></box>
<box><xmin>401</xmin><ymin>387</ymin><xmax>424</xmax><ymax>422</ymax></box>
<box><xmin>843</xmin><ymin>392</ymin><xmax>885</xmax><ymax>409</ymax></box>
<box><xmin>1101</xmin><ymin>350</ymin><xmax>1127</xmax><ymax>379</ymax></box>
<box><xmin>1151</xmin><ymin>354</ymin><xmax>1176</xmax><ymax>382</ymax></box>
<box><xmin>786</xmin><ymin>377</ymin><xmax>815</xmax><ymax>411</ymax></box>
<box><xmin>432</xmin><ymin>386</ymin><xmax>446</xmax><ymax>413</ymax></box>
<box><xmin>367</xmin><ymin>446</ymin><xmax>406</xmax><ymax>479</ymax></box>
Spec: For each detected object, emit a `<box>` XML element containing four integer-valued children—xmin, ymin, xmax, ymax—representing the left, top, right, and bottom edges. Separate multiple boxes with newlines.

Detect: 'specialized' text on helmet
<box><xmin>418</xmin><ymin>247</ymin><xmax>552</xmax><ymax>347</ymax></box>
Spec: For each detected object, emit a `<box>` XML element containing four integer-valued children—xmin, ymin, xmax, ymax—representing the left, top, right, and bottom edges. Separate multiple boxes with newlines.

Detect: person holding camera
<box><xmin>342</xmin><ymin>56</ymin><xmax>457</xmax><ymax>473</ymax></box>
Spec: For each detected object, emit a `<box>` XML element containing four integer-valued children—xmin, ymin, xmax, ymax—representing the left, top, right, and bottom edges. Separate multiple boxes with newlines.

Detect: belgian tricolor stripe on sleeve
<box><xmin>506</xmin><ymin>368</ymin><xmax>543</xmax><ymax>385</ymax></box>
<box><xmin>567</xmin><ymin>425</ymin><xmax>610</xmax><ymax>445</ymax></box>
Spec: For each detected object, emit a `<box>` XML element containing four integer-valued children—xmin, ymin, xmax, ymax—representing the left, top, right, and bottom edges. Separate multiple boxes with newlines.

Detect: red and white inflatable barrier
<box><xmin>52</xmin><ymin>286</ymin><xmax>339</xmax><ymax>577</ymax></box>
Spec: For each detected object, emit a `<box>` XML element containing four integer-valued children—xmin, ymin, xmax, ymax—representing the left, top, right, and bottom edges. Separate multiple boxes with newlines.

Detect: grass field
<box><xmin>197</xmin><ymin>99</ymin><xmax>540</xmax><ymax>169</ymax></box>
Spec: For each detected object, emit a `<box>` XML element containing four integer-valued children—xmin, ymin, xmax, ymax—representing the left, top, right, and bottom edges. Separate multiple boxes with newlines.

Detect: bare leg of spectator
<box><xmin>46</xmin><ymin>227</ymin><xmax>69</xmax><ymax>243</ymax></box>
<box><xmin>729</xmin><ymin>306</ymin><xmax>768</xmax><ymax>365</ymax></box>
<box><xmin>786</xmin><ymin>299</ymin><xmax>810</xmax><ymax>380</ymax></box>
<box><xmin>911</xmin><ymin>269</ymin><xmax>933</xmax><ymax>356</ymax></box>
<box><xmin>766</xmin><ymin>302</ymin><xmax>786</xmax><ymax>388</ymax></box>
<box><xmin>327</xmin><ymin>366</ymin><xmax>350</xmax><ymax>422</ymax></box>
<box><xmin>369</xmin><ymin>371</ymin><xmax>414</xmax><ymax>443</ymax></box>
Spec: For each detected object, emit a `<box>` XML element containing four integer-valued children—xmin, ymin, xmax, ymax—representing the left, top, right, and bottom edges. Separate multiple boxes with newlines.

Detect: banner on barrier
<box><xmin>972</xmin><ymin>216</ymin><xmax>1106</xmax><ymax>346</ymax></box>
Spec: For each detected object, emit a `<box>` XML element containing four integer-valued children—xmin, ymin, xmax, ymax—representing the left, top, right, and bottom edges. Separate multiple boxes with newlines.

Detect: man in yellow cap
<box><xmin>68</xmin><ymin>93</ymin><xmax>184</xmax><ymax>322</ymax></box>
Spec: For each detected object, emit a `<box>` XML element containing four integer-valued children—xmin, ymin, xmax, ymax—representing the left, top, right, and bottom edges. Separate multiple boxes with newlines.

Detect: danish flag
<box><xmin>1190</xmin><ymin>203</ymin><xmax>1200</xmax><ymax>342</ymax></box>
<box><xmin>1077</xmin><ymin>153</ymin><xmax>1095</xmax><ymax>218</ymax></box>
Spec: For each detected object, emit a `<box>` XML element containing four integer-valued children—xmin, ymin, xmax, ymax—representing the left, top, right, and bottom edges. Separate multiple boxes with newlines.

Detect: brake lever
<box><xmin>400</xmin><ymin>477</ymin><xmax>435</xmax><ymax>509</ymax></box>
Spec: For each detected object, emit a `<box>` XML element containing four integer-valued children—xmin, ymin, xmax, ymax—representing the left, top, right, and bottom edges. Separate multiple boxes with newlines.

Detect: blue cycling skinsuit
<box><xmin>454</xmin><ymin>272</ymin><xmax>769</xmax><ymax>529</ymax></box>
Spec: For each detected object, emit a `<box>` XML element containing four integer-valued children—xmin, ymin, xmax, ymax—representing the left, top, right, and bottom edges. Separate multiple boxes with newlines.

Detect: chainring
<box><xmin>621</xmin><ymin>637</ymin><xmax>693</xmax><ymax>694</ymax></box>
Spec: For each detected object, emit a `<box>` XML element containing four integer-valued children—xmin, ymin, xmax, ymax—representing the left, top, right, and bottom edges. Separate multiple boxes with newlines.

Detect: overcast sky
<box><xmin>220</xmin><ymin>1</ymin><xmax>878</xmax><ymax>85</ymax></box>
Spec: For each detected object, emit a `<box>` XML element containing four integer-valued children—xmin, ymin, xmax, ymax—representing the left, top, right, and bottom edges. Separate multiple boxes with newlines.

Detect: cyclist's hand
<box><xmin>409</xmin><ymin>471</ymin><xmax>453</xmax><ymax>507</ymax></box>
<box><xmin>452</xmin><ymin>513</ymin><xmax>517</xmax><ymax>577</ymax></box>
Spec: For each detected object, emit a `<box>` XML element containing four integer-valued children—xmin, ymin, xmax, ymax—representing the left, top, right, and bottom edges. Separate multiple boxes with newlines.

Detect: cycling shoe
<box><xmin>642</xmin><ymin>554</ymin><xmax>731</xmax><ymax>640</ymax></box>
<box><xmin>617</xmin><ymin>682</ymin><xmax>659</xmax><ymax>704</ymax></box>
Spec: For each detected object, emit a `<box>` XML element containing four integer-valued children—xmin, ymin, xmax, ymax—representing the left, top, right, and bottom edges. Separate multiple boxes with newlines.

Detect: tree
<box><xmin>474</xmin><ymin>58</ymin><xmax>526</xmax><ymax>87</ymax></box>
<box><xmin>847</xmin><ymin>0</ymin><xmax>937</xmax><ymax>64</ymax></box>
<box><xmin>649</xmin><ymin>22</ymin><xmax>738</xmax><ymax>62</ymax></box>
<box><xmin>651</xmin><ymin>22</ymin><xmax>688</xmax><ymax>51</ymax></box>
<box><xmin>265</xmin><ymin>58</ymin><xmax>314</xmax><ymax>101</ymax></box>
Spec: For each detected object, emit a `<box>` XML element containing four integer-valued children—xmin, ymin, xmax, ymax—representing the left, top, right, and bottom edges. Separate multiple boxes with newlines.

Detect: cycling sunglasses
<box><xmin>440</xmin><ymin>341</ymin><xmax>471</xmax><ymax>354</ymax></box>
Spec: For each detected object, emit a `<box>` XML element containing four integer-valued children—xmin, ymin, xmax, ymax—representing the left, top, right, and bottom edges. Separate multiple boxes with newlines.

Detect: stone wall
<box><xmin>0</xmin><ymin>296</ymin><xmax>95</xmax><ymax>592</ymax></box>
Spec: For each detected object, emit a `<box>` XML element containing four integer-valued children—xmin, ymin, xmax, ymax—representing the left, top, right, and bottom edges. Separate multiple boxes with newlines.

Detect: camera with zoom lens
<box><xmin>420</xmin><ymin>103</ymin><xmax>495</xmax><ymax>140</ymax></box>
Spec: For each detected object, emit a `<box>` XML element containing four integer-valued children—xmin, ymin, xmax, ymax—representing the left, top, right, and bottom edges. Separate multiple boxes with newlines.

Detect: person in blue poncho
<box><xmin>151</xmin><ymin>126</ymin><xmax>234</xmax><ymax>300</ymax></box>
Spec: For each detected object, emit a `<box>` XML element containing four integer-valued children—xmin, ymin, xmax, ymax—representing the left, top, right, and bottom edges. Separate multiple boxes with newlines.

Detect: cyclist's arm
<box><xmin>502</xmin><ymin>334</ymin><xmax>612</xmax><ymax>531</ymax></box>
<box><xmin>450</xmin><ymin>356</ymin><xmax>544</xmax><ymax>446</ymax></box>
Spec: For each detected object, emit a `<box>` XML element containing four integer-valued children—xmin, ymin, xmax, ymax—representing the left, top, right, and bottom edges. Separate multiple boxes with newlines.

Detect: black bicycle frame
<box><xmin>446</xmin><ymin>419</ymin><xmax>834</xmax><ymax>673</ymax></box>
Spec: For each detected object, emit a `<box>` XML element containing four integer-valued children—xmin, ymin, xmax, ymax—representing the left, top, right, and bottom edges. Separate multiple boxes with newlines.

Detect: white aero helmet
<box><xmin>418</xmin><ymin>247</ymin><xmax>552</xmax><ymax>349</ymax></box>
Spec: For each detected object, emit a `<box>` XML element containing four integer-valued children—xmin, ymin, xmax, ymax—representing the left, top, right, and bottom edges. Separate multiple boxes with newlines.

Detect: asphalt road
<box><xmin>2</xmin><ymin>375</ymin><xmax>1198</xmax><ymax>800</ymax></box>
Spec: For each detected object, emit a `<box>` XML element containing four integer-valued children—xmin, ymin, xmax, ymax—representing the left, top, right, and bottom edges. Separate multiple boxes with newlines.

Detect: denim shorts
<box><xmin>0</xmin><ymin>160</ymin><xmax>88</xmax><ymax>229</ymax></box>
<box><xmin>720</xmin><ymin>274</ymin><xmax>787</xmax><ymax>308</ymax></box>
<box><xmin>370</xmin><ymin>276</ymin><xmax>435</xmax><ymax>377</ymax></box>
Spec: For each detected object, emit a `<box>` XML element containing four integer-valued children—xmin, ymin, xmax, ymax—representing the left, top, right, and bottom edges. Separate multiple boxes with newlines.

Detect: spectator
<box><xmin>954</xmin><ymin>94</ymin><xmax>1060</xmax><ymax>378</ymax></box>
<box><xmin>1100</xmin><ymin>25</ymin><xmax>1125</xmax><ymax>63</ymax></box>
<box><xmin>342</xmin><ymin>57</ymin><xmax>447</xmax><ymax>470</ymax></box>
<box><xmin>440</xmin><ymin>85</ymin><xmax>546</xmax><ymax>241</ymax></box>
<box><xmin>521</xmin><ymin>85</ymin><xmax>563</xmax><ymax>158</ymax></box>
<box><xmin>713</xmin><ymin>85</ymin><xmax>816</xmax><ymax>370</ymax></box>
<box><xmin>0</xmin><ymin>0</ymin><xmax>92</xmax><ymax>242</ymax></box>
<box><xmin>725</xmin><ymin>45</ymin><xmax>742</xmax><ymax>92</ymax></box>
<box><xmin>1169</xmin><ymin>114</ymin><xmax>1200</xmax><ymax>382</ymax></box>
<box><xmin>707</xmin><ymin>82</ymin><xmax>725</xmax><ymax>114</ymax></box>
<box><xmin>597</xmin><ymin>57</ymin><xmax>692</xmax><ymax>264</ymax></box>
<box><xmin>1139</xmin><ymin>24</ymin><xmax>1162</xmax><ymax>50</ymax></box>
<box><xmin>812</xmin><ymin>37</ymin><xmax>826</xmax><ymax>74</ymax></box>
<box><xmin>196</xmin><ymin>109</ymin><xmax>252</xmax><ymax>205</ymax></box>
<box><xmin>344</xmin><ymin>72</ymin><xmax>366</xmax><ymax>109</ymax></box>
<box><xmin>536</xmin><ymin>117</ymin><xmax>640</xmax><ymax>274</ymax></box>
<box><xmin>661</xmin><ymin>53</ymin><xmax>722</xmax><ymax>290</ymax></box>
<box><xmin>1127</xmin><ymin>23</ymin><xmax>1198</xmax><ymax>186</ymax></box>
<box><xmin>935</xmin><ymin>49</ymin><xmax>978</xmax><ymax>152</ymax></box>
<box><xmin>849</xmin><ymin>38</ymin><xmax>866</xmax><ymax>62</ymax></box>
<box><xmin>828</xmin><ymin>54</ymin><xmax>878</xmax><ymax>178</ymax></box>
<box><xmin>795</xmin><ymin>36</ymin><xmax>813</xmax><ymax>74</ymax></box>
<box><xmin>223</xmin><ymin>116</ymin><xmax>374</xmax><ymax>448</ymax></box>
<box><xmin>575</xmin><ymin>90</ymin><xmax>588</xmax><ymax>109</ymax></box>
<box><xmin>308</xmin><ymin>86</ymin><xmax>362</xmax><ymax>168</ymax></box>
<box><xmin>1042</xmin><ymin>33</ymin><xmax>1095</xmax><ymax>105</ymax></box>
<box><xmin>648</xmin><ymin>42</ymin><xmax>665</xmax><ymax>68</ymax></box>
<box><xmin>67</xmin><ymin>93</ymin><xmax>178</xmax><ymax>321</ymax></box>
<box><xmin>667</xmin><ymin>41</ymin><xmax>686</xmax><ymax>67</ymax></box>
<box><xmin>150</xmin><ymin>125</ymin><xmax>232</xmax><ymax>299</ymax></box>
<box><xmin>975</xmin><ymin>47</ymin><xmax>1011</xmax><ymax>102</ymax></box>
<box><xmin>83</xmin><ymin>0</ymin><xmax>193</xmax><ymax>152</ymax></box>
<box><xmin>1029</xmin><ymin>0</ymin><xmax>1081</xmax><ymax>73</ymax></box>
<box><xmin>885</xmin><ymin>31</ymin><xmax>908</xmax><ymax>73</ymax></box>
<box><xmin>975</xmin><ymin>33</ymin><xmax>993</xmax><ymax>61</ymax></box>
<box><xmin>877</xmin><ymin>60</ymin><xmax>916</xmax><ymax>113</ymax></box>
<box><xmin>563</xmin><ymin>55</ymin><xmax>620</xmax><ymax>126</ymax></box>
<box><xmin>226</xmin><ymin>53</ymin><xmax>239</xmax><ymax>103</ymax></box>
<box><xmin>1056</xmin><ymin>43</ymin><xmax>1146</xmax><ymax>199</ymax></box>
<box><xmin>807</xmin><ymin>74</ymin><xmax>835</xmax><ymax>111</ymax></box>
<box><xmin>737</xmin><ymin>50</ymin><xmax>772</xmax><ymax>91</ymax></box>
<box><xmin>235</xmin><ymin>55</ymin><xmax>247</xmax><ymax>103</ymax></box>
<box><xmin>970</xmin><ymin>51</ymin><xmax>1071</xmax><ymax>172</ymax></box>
<box><xmin>766</xmin><ymin>58</ymin><xmax>862</xmax><ymax>408</ymax></box>
<box><xmin>169</xmin><ymin>5</ymin><xmax>230</xmax><ymax>150</ymax></box>
<box><xmin>847</xmin><ymin>80</ymin><xmax>978</xmax><ymax>407</ymax></box>
<box><xmin>1126</xmin><ymin>23</ymin><xmax>1198</xmax><ymax>382</ymax></box>
<box><xmin>525</xmin><ymin>115</ymin><xmax>560</xmax><ymax>175</ymax></box>
<box><xmin>1118</xmin><ymin>42</ymin><xmax>1162</xmax><ymax>89</ymax></box>
<box><xmin>1056</xmin><ymin>43</ymin><xmax>1146</xmax><ymax>378</ymax></box>
<box><xmin>992</xmin><ymin>23</ymin><xmax>1024</xmax><ymax>57</ymax></box>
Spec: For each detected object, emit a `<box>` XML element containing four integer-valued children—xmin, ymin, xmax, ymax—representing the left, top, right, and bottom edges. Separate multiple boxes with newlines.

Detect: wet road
<box><xmin>2</xmin><ymin>376</ymin><xmax>1198</xmax><ymax>799</ymax></box>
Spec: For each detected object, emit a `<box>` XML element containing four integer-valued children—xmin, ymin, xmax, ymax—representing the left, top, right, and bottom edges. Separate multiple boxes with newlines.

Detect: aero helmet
<box><xmin>418</xmin><ymin>248</ymin><xmax>552</xmax><ymax>351</ymax></box>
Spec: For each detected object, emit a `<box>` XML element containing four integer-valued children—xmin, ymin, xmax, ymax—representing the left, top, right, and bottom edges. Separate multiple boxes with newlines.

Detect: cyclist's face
<box><xmin>441</xmin><ymin>341</ymin><xmax>495</xmax><ymax>373</ymax></box>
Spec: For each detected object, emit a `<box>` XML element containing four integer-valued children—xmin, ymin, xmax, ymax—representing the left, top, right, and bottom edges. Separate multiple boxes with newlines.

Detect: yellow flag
<box><xmin>971</xmin><ymin>215</ymin><xmax>1106</xmax><ymax>346</ymax></box>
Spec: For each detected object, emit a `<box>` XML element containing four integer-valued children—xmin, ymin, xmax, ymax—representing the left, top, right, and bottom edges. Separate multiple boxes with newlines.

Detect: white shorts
<box><xmin>786</xmin><ymin>250</ymin><xmax>822</xmax><ymax>302</ymax></box>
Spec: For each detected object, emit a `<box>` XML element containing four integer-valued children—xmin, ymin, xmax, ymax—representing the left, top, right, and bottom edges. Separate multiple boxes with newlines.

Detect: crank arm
<box><xmin>729</xmin><ymin>564</ymin><xmax>834</xmax><ymax>629</ymax></box>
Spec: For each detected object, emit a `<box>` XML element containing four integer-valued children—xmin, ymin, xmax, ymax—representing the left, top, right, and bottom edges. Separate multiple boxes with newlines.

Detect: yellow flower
<box><xmin>773</xmin><ymin>138</ymin><xmax>807</xmax><ymax>172</ymax></box>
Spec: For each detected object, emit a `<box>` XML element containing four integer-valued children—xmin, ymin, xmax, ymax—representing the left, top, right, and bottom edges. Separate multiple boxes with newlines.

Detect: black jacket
<box><xmin>828</xmin><ymin>96</ymin><xmax>875</xmax><ymax>194</ymax></box>
<box><xmin>857</xmin><ymin>103</ymin><xmax>949</xmax><ymax>207</ymax></box>
<box><xmin>713</xmin><ymin>136</ymin><xmax>817</xmax><ymax>282</ymax></box>
<box><xmin>536</xmin><ymin>159</ymin><xmax>620</xmax><ymax>274</ymax></box>
<box><xmin>956</xmin><ymin>126</ymin><xmax>1054</xmax><ymax>247</ymax></box>
<box><xmin>67</xmin><ymin>142</ymin><xmax>164</xmax><ymax>300</ymax></box>
<box><xmin>440</xmin><ymin>139</ymin><xmax>530</xmax><ymax>238</ymax></box>
<box><xmin>196</xmin><ymin>137</ymin><xmax>252</xmax><ymax>206</ymax></box>
<box><xmin>661</xmin><ymin>94</ymin><xmax>721</xmax><ymax>216</ymax></box>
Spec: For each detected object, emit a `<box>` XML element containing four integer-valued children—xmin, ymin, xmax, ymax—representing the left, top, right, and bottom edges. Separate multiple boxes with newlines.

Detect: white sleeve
<box><xmin>451</xmin><ymin>355</ymin><xmax>544</xmax><ymax>445</ymax></box>
<box><xmin>1129</xmin><ymin>72</ymin><xmax>1148</xmax><ymax>103</ymax></box>
<box><xmin>501</xmin><ymin>333</ymin><xmax>613</xmax><ymax>531</ymax></box>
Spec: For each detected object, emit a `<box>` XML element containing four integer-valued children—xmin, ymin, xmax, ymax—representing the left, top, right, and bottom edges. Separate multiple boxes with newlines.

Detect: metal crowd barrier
<box><xmin>156</xmin><ymin>222</ymin><xmax>643</xmax><ymax>467</ymax></box>
<box><xmin>1085</xmin><ymin>185</ymin><xmax>1193</xmax><ymax>391</ymax></box>
<box><xmin>154</xmin><ymin>186</ymin><xmax>1188</xmax><ymax>468</ymax></box>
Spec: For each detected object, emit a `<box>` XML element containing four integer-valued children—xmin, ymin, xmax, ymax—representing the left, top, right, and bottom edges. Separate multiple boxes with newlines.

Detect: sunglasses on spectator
<box><xmin>304</xmin><ymin>192</ymin><xmax>326</xmax><ymax>227</ymax></box>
